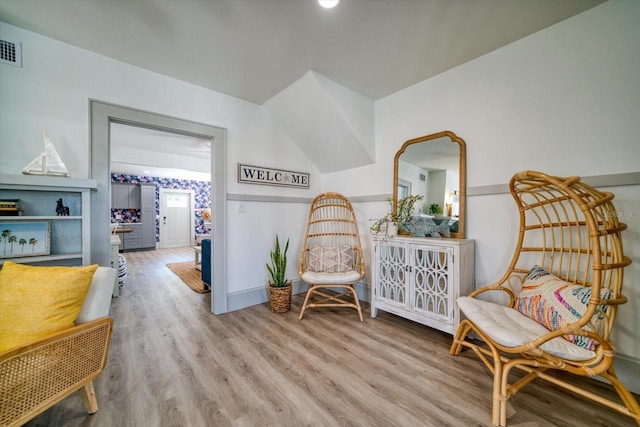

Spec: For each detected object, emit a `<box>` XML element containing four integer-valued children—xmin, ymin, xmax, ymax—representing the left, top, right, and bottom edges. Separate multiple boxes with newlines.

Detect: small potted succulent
<box><xmin>266</xmin><ymin>235</ymin><xmax>292</xmax><ymax>313</ymax></box>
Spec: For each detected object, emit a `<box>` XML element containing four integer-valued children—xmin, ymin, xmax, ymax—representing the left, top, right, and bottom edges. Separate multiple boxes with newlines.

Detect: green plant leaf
<box><xmin>267</xmin><ymin>235</ymin><xmax>289</xmax><ymax>287</ymax></box>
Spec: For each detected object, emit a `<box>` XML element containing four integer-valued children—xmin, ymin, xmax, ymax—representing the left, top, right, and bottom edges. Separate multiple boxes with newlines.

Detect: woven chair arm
<box><xmin>468</xmin><ymin>284</ymin><xmax>518</xmax><ymax>307</ymax></box>
<box><xmin>0</xmin><ymin>317</ymin><xmax>113</xmax><ymax>427</ymax></box>
<box><xmin>353</xmin><ymin>247</ymin><xmax>365</xmax><ymax>275</ymax></box>
<box><xmin>298</xmin><ymin>248</ymin><xmax>309</xmax><ymax>277</ymax></box>
<box><xmin>604</xmin><ymin>295</ymin><xmax>628</xmax><ymax>306</ymax></box>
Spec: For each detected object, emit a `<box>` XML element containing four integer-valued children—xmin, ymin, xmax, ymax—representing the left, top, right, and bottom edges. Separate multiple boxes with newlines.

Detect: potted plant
<box><xmin>428</xmin><ymin>203</ymin><xmax>443</xmax><ymax>216</ymax></box>
<box><xmin>266</xmin><ymin>235</ymin><xmax>292</xmax><ymax>313</ymax></box>
<box><xmin>370</xmin><ymin>194</ymin><xmax>423</xmax><ymax>238</ymax></box>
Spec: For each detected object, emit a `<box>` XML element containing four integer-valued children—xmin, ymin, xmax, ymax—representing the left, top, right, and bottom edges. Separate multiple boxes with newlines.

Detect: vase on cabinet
<box><xmin>387</xmin><ymin>222</ymin><xmax>398</xmax><ymax>238</ymax></box>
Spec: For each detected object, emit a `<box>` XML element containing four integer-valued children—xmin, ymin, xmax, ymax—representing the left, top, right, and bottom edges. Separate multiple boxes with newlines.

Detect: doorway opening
<box><xmin>90</xmin><ymin>100</ymin><xmax>228</xmax><ymax>314</ymax></box>
<box><xmin>110</xmin><ymin>122</ymin><xmax>209</xmax><ymax>251</ymax></box>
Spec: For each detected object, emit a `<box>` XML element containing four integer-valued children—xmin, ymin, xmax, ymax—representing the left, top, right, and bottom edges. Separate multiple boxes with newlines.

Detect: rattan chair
<box><xmin>0</xmin><ymin>267</ymin><xmax>115</xmax><ymax>427</ymax></box>
<box><xmin>450</xmin><ymin>170</ymin><xmax>639</xmax><ymax>426</ymax></box>
<box><xmin>298</xmin><ymin>192</ymin><xmax>365</xmax><ymax>321</ymax></box>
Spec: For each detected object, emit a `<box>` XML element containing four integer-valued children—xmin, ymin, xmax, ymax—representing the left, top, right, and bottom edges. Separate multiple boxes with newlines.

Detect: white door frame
<box><xmin>159</xmin><ymin>188</ymin><xmax>196</xmax><ymax>248</ymax></box>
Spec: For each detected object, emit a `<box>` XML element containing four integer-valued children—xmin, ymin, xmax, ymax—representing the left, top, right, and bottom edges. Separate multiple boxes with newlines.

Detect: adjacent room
<box><xmin>1</xmin><ymin>1</ymin><xmax>639</xmax><ymax>426</ymax></box>
<box><xmin>109</xmin><ymin>123</ymin><xmax>213</xmax><ymax>294</ymax></box>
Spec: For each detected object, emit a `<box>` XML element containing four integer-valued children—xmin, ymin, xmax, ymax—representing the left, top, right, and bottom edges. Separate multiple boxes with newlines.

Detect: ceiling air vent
<box><xmin>0</xmin><ymin>39</ymin><xmax>22</xmax><ymax>67</ymax></box>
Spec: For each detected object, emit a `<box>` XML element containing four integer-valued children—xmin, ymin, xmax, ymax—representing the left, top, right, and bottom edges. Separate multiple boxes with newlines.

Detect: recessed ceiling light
<box><xmin>319</xmin><ymin>0</ymin><xmax>340</xmax><ymax>9</ymax></box>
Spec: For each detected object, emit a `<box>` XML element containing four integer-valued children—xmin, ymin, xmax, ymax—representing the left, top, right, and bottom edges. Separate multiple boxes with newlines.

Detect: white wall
<box><xmin>398</xmin><ymin>160</ymin><xmax>427</xmax><ymax>202</ymax></box>
<box><xmin>329</xmin><ymin>0</ymin><xmax>640</xmax><ymax>385</ymax></box>
<box><xmin>2</xmin><ymin>0</ymin><xmax>639</xmax><ymax>387</ymax></box>
<box><xmin>0</xmin><ymin>21</ymin><xmax>319</xmax><ymax>297</ymax></box>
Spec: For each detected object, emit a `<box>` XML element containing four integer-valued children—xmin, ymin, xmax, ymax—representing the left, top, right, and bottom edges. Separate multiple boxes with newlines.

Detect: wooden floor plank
<box><xmin>23</xmin><ymin>247</ymin><xmax>637</xmax><ymax>427</ymax></box>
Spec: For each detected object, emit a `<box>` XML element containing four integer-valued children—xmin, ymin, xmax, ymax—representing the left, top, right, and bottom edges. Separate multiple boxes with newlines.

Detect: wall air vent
<box><xmin>0</xmin><ymin>39</ymin><xmax>22</xmax><ymax>67</ymax></box>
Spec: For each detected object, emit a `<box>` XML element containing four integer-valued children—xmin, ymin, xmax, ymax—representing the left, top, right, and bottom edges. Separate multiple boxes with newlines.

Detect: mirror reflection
<box><xmin>393</xmin><ymin>131</ymin><xmax>466</xmax><ymax>238</ymax></box>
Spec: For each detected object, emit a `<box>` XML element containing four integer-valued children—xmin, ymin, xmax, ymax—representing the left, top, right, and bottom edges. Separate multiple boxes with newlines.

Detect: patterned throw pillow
<box><xmin>517</xmin><ymin>265</ymin><xmax>612</xmax><ymax>350</ymax></box>
<box><xmin>307</xmin><ymin>246</ymin><xmax>354</xmax><ymax>273</ymax></box>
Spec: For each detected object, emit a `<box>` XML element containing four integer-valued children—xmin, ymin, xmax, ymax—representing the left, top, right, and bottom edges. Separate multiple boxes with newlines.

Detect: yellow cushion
<box><xmin>0</xmin><ymin>261</ymin><xmax>98</xmax><ymax>353</ymax></box>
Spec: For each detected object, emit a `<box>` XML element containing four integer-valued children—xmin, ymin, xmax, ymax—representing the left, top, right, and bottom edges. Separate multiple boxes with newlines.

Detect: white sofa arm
<box><xmin>76</xmin><ymin>266</ymin><xmax>116</xmax><ymax>324</ymax></box>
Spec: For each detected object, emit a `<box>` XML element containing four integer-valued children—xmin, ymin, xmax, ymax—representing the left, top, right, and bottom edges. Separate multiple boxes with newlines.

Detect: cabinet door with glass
<box><xmin>372</xmin><ymin>236</ymin><xmax>474</xmax><ymax>335</ymax></box>
<box><xmin>374</xmin><ymin>240</ymin><xmax>410</xmax><ymax>311</ymax></box>
<box><xmin>411</xmin><ymin>244</ymin><xmax>454</xmax><ymax>325</ymax></box>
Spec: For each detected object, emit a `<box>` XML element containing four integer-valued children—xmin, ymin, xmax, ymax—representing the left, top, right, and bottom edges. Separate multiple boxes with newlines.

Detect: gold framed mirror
<box><xmin>393</xmin><ymin>130</ymin><xmax>466</xmax><ymax>238</ymax></box>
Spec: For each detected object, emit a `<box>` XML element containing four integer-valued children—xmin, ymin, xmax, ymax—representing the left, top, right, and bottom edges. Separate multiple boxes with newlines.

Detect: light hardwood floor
<box><xmin>25</xmin><ymin>247</ymin><xmax>636</xmax><ymax>427</ymax></box>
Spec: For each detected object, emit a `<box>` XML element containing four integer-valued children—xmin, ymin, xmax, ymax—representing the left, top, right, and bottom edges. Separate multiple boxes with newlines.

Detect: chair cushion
<box><xmin>201</xmin><ymin>238</ymin><xmax>212</xmax><ymax>286</ymax></box>
<box><xmin>517</xmin><ymin>265</ymin><xmax>611</xmax><ymax>351</ymax></box>
<box><xmin>0</xmin><ymin>261</ymin><xmax>98</xmax><ymax>353</ymax></box>
<box><xmin>307</xmin><ymin>245</ymin><xmax>353</xmax><ymax>273</ymax></box>
<box><xmin>76</xmin><ymin>266</ymin><xmax>117</xmax><ymax>324</ymax></box>
<box><xmin>457</xmin><ymin>296</ymin><xmax>596</xmax><ymax>361</ymax></box>
<box><xmin>301</xmin><ymin>269</ymin><xmax>361</xmax><ymax>285</ymax></box>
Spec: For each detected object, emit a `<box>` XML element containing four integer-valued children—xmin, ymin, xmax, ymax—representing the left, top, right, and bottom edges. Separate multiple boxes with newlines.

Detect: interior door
<box><xmin>160</xmin><ymin>190</ymin><xmax>192</xmax><ymax>247</ymax></box>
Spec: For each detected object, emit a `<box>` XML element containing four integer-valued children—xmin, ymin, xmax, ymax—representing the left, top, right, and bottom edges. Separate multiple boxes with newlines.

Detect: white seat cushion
<box><xmin>457</xmin><ymin>296</ymin><xmax>596</xmax><ymax>362</ymax></box>
<box><xmin>301</xmin><ymin>269</ymin><xmax>361</xmax><ymax>285</ymax></box>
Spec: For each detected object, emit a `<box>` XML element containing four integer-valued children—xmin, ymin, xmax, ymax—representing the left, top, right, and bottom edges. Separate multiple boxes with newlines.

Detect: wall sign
<box><xmin>238</xmin><ymin>164</ymin><xmax>309</xmax><ymax>188</ymax></box>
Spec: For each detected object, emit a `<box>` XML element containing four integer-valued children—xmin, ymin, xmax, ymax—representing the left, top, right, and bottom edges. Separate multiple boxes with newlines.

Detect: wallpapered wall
<box><xmin>111</xmin><ymin>174</ymin><xmax>212</xmax><ymax>241</ymax></box>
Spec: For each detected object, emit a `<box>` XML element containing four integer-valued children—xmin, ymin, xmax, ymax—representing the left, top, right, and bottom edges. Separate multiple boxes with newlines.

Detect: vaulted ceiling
<box><xmin>0</xmin><ymin>0</ymin><xmax>604</xmax><ymax>104</ymax></box>
<box><xmin>0</xmin><ymin>0</ymin><xmax>605</xmax><ymax>176</ymax></box>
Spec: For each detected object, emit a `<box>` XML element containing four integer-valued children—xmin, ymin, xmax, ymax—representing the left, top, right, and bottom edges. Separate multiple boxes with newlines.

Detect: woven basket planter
<box><xmin>268</xmin><ymin>281</ymin><xmax>292</xmax><ymax>313</ymax></box>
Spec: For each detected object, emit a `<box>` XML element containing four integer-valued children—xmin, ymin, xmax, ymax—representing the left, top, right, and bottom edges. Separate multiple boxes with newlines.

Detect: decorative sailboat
<box><xmin>22</xmin><ymin>130</ymin><xmax>70</xmax><ymax>177</ymax></box>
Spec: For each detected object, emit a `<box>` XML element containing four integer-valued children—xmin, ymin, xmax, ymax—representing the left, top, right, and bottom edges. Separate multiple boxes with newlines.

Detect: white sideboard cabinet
<box><xmin>0</xmin><ymin>174</ymin><xmax>97</xmax><ymax>266</ymax></box>
<box><xmin>371</xmin><ymin>236</ymin><xmax>474</xmax><ymax>335</ymax></box>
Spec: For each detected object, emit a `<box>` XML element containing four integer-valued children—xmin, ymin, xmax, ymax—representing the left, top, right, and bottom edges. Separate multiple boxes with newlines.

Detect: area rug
<box><xmin>166</xmin><ymin>262</ymin><xmax>210</xmax><ymax>294</ymax></box>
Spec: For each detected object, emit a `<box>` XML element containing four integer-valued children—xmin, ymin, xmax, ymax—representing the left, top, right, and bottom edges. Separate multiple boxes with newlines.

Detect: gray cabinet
<box><xmin>115</xmin><ymin>183</ymin><xmax>156</xmax><ymax>252</ymax></box>
<box><xmin>111</xmin><ymin>184</ymin><xmax>128</xmax><ymax>209</ymax></box>
<box><xmin>140</xmin><ymin>184</ymin><xmax>156</xmax><ymax>249</ymax></box>
<box><xmin>111</xmin><ymin>183</ymin><xmax>140</xmax><ymax>209</ymax></box>
<box><xmin>122</xmin><ymin>223</ymin><xmax>142</xmax><ymax>250</ymax></box>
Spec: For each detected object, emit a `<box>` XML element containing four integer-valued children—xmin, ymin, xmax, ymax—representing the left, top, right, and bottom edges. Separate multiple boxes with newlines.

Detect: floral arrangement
<box><xmin>370</xmin><ymin>194</ymin><xmax>423</xmax><ymax>235</ymax></box>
